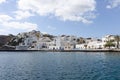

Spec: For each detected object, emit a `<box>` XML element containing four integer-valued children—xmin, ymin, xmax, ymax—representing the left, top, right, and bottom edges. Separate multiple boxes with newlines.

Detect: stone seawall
<box><xmin>0</xmin><ymin>49</ymin><xmax>120</xmax><ymax>52</ymax></box>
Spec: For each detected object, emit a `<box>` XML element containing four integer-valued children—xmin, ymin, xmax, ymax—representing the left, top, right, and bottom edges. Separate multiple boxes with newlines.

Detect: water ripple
<box><xmin>0</xmin><ymin>52</ymin><xmax>120</xmax><ymax>80</ymax></box>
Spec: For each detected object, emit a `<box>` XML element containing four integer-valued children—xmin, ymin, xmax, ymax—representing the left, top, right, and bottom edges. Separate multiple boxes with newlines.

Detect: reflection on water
<box><xmin>0</xmin><ymin>52</ymin><xmax>120</xmax><ymax>80</ymax></box>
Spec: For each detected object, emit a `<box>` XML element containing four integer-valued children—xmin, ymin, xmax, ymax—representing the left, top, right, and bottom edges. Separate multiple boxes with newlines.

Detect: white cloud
<box><xmin>17</xmin><ymin>0</ymin><xmax>96</xmax><ymax>23</ymax></box>
<box><xmin>14</xmin><ymin>10</ymin><xmax>34</xmax><ymax>20</ymax></box>
<box><xmin>106</xmin><ymin>5</ymin><xmax>112</xmax><ymax>9</ymax></box>
<box><xmin>47</xmin><ymin>26</ymin><xmax>56</xmax><ymax>30</ymax></box>
<box><xmin>0</xmin><ymin>29</ymin><xmax>10</xmax><ymax>35</ymax></box>
<box><xmin>0</xmin><ymin>0</ymin><xmax>6</xmax><ymax>4</ymax></box>
<box><xmin>0</xmin><ymin>14</ymin><xmax>13</xmax><ymax>22</ymax></box>
<box><xmin>2</xmin><ymin>22</ymin><xmax>38</xmax><ymax>31</ymax></box>
<box><xmin>106</xmin><ymin>0</ymin><xmax>120</xmax><ymax>9</ymax></box>
<box><xmin>0</xmin><ymin>14</ymin><xmax>38</xmax><ymax>35</ymax></box>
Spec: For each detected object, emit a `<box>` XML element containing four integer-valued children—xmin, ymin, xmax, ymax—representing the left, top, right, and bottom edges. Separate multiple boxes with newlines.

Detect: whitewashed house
<box><xmin>16</xmin><ymin>30</ymin><xmax>42</xmax><ymax>50</ymax></box>
<box><xmin>101</xmin><ymin>35</ymin><xmax>120</xmax><ymax>49</ymax></box>
<box><xmin>48</xmin><ymin>35</ymin><xmax>77</xmax><ymax>50</ymax></box>
<box><xmin>37</xmin><ymin>37</ymin><xmax>52</xmax><ymax>50</ymax></box>
<box><xmin>76</xmin><ymin>44</ymin><xmax>87</xmax><ymax>49</ymax></box>
<box><xmin>87</xmin><ymin>40</ymin><xmax>103</xmax><ymax>49</ymax></box>
<box><xmin>76</xmin><ymin>38</ymin><xmax>104</xmax><ymax>49</ymax></box>
<box><xmin>48</xmin><ymin>36</ymin><xmax>64</xmax><ymax>50</ymax></box>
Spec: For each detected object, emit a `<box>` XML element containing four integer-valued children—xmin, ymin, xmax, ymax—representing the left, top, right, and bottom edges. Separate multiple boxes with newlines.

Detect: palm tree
<box><xmin>114</xmin><ymin>35</ymin><xmax>120</xmax><ymax>49</ymax></box>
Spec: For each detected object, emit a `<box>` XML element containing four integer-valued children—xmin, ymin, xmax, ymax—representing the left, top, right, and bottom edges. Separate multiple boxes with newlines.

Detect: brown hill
<box><xmin>0</xmin><ymin>35</ymin><xmax>14</xmax><ymax>47</ymax></box>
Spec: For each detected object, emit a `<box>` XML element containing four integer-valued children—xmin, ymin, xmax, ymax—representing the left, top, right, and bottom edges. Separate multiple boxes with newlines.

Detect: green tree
<box><xmin>104</xmin><ymin>40</ymin><xmax>115</xmax><ymax>49</ymax></box>
<box><xmin>84</xmin><ymin>44</ymin><xmax>87</xmax><ymax>49</ymax></box>
<box><xmin>114</xmin><ymin>35</ymin><xmax>120</xmax><ymax>49</ymax></box>
<box><xmin>77</xmin><ymin>37</ymin><xmax>85</xmax><ymax>44</ymax></box>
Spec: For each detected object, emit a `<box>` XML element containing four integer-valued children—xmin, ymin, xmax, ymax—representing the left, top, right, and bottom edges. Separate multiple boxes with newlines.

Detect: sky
<box><xmin>0</xmin><ymin>0</ymin><xmax>120</xmax><ymax>38</ymax></box>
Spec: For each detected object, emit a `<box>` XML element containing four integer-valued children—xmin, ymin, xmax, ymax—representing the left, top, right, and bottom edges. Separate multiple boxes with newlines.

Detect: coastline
<box><xmin>0</xmin><ymin>49</ymin><xmax>120</xmax><ymax>52</ymax></box>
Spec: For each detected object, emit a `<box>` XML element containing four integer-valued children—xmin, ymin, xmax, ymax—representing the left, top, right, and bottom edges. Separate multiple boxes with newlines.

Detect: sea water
<box><xmin>0</xmin><ymin>52</ymin><xmax>120</xmax><ymax>80</ymax></box>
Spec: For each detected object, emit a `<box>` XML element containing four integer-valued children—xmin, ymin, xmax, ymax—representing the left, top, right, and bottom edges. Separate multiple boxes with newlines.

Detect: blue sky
<box><xmin>0</xmin><ymin>0</ymin><xmax>120</xmax><ymax>38</ymax></box>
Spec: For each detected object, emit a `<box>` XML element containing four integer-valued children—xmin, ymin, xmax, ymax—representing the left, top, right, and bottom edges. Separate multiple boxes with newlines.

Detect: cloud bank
<box><xmin>17</xmin><ymin>0</ymin><xmax>96</xmax><ymax>23</ymax></box>
<box><xmin>2</xmin><ymin>0</ymin><xmax>120</xmax><ymax>35</ymax></box>
<box><xmin>0</xmin><ymin>14</ymin><xmax>38</xmax><ymax>35</ymax></box>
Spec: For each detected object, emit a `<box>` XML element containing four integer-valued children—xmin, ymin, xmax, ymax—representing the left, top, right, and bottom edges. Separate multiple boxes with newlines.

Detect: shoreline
<box><xmin>0</xmin><ymin>49</ymin><xmax>120</xmax><ymax>52</ymax></box>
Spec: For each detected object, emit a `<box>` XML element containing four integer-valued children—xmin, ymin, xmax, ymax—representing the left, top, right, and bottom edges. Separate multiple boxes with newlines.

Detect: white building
<box><xmin>102</xmin><ymin>35</ymin><xmax>115</xmax><ymax>42</ymax></box>
<box><xmin>87</xmin><ymin>41</ymin><xmax>104</xmax><ymax>49</ymax></box>
<box><xmin>76</xmin><ymin>38</ymin><xmax>105</xmax><ymax>49</ymax></box>
<box><xmin>37</xmin><ymin>37</ymin><xmax>52</xmax><ymax>50</ymax></box>
<box><xmin>16</xmin><ymin>30</ymin><xmax>42</xmax><ymax>50</ymax></box>
<box><xmin>102</xmin><ymin>35</ymin><xmax>120</xmax><ymax>49</ymax></box>
<box><xmin>76</xmin><ymin>44</ymin><xmax>88</xmax><ymax>49</ymax></box>
<box><xmin>48</xmin><ymin>35</ymin><xmax>77</xmax><ymax>50</ymax></box>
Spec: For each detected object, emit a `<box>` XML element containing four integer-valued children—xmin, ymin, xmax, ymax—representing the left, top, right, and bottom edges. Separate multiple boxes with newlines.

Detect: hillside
<box><xmin>0</xmin><ymin>35</ymin><xmax>14</xmax><ymax>48</ymax></box>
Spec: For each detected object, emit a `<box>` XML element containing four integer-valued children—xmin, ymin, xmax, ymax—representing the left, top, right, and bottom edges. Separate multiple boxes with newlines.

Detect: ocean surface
<box><xmin>0</xmin><ymin>52</ymin><xmax>120</xmax><ymax>80</ymax></box>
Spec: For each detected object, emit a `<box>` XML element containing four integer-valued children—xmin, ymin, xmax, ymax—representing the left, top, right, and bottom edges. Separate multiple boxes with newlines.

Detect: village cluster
<box><xmin>13</xmin><ymin>30</ymin><xmax>120</xmax><ymax>50</ymax></box>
